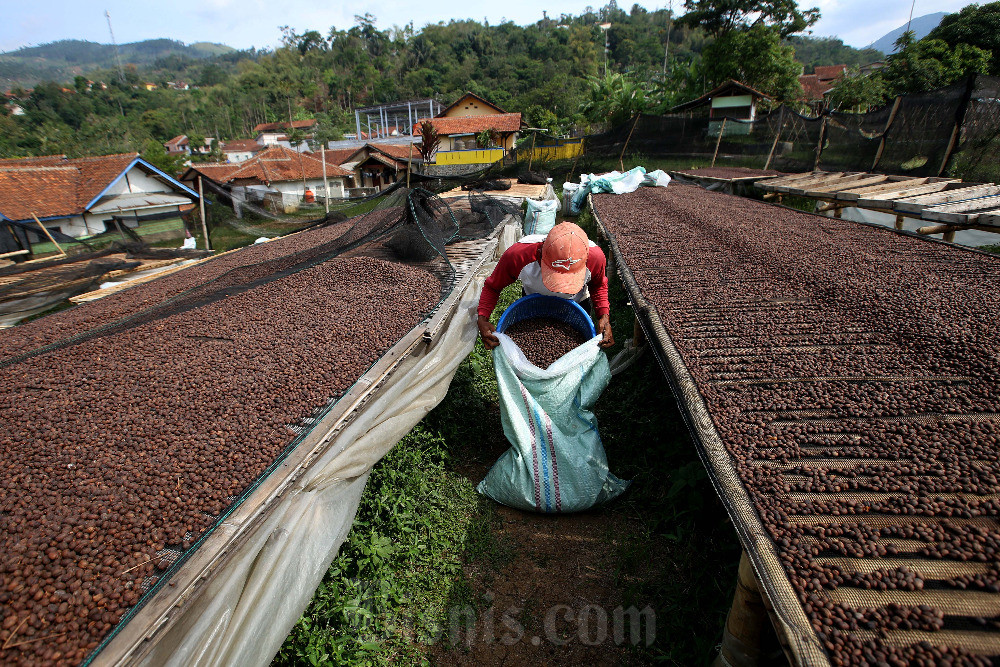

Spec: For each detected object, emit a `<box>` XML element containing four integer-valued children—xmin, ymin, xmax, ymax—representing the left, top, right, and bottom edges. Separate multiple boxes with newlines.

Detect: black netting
<box><xmin>819</xmin><ymin>106</ymin><xmax>890</xmax><ymax>173</ymax></box>
<box><xmin>876</xmin><ymin>80</ymin><xmax>968</xmax><ymax>177</ymax></box>
<box><xmin>951</xmin><ymin>75</ymin><xmax>1000</xmax><ymax>184</ymax></box>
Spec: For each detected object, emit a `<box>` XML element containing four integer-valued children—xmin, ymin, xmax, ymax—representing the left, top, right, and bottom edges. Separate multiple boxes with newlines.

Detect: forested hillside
<box><xmin>0</xmin><ymin>2</ymin><xmax>884</xmax><ymax>166</ymax></box>
<box><xmin>0</xmin><ymin>39</ymin><xmax>238</xmax><ymax>90</ymax></box>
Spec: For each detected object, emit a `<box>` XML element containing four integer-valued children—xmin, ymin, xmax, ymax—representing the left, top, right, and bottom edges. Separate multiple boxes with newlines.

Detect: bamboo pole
<box><xmin>567</xmin><ymin>138</ymin><xmax>584</xmax><ymax>185</ymax></box>
<box><xmin>871</xmin><ymin>96</ymin><xmax>902</xmax><ymax>172</ymax></box>
<box><xmin>937</xmin><ymin>123</ymin><xmax>961</xmax><ymax>177</ymax></box>
<box><xmin>894</xmin><ymin>213</ymin><xmax>905</xmax><ymax>231</ymax></box>
<box><xmin>619</xmin><ymin>115</ymin><xmax>641</xmax><ymax>172</ymax></box>
<box><xmin>406</xmin><ymin>143</ymin><xmax>413</xmax><ymax>189</ymax></box>
<box><xmin>198</xmin><ymin>176</ymin><xmax>211</xmax><ymax>251</ymax></box>
<box><xmin>813</xmin><ymin>116</ymin><xmax>829</xmax><ymax>171</ymax></box>
<box><xmin>711</xmin><ymin>117</ymin><xmax>727</xmax><ymax>168</ymax></box>
<box><xmin>763</xmin><ymin>108</ymin><xmax>783</xmax><ymax>171</ymax></box>
<box><xmin>527</xmin><ymin>132</ymin><xmax>537</xmax><ymax>171</ymax></box>
<box><xmin>30</xmin><ymin>213</ymin><xmax>66</xmax><ymax>256</ymax></box>
<box><xmin>321</xmin><ymin>148</ymin><xmax>330</xmax><ymax>214</ymax></box>
<box><xmin>712</xmin><ymin>551</ymin><xmax>769</xmax><ymax>667</ymax></box>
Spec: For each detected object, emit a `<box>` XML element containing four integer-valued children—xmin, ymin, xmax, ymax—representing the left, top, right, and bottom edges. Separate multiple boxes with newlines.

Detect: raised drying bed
<box><xmin>590</xmin><ymin>184</ymin><xmax>1000</xmax><ymax>666</ymax></box>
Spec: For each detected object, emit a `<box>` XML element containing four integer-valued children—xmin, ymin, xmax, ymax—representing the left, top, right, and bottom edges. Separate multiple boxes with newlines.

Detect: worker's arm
<box><xmin>588</xmin><ymin>247</ymin><xmax>615</xmax><ymax>349</ymax></box>
<box><xmin>477</xmin><ymin>243</ymin><xmax>536</xmax><ymax>350</ymax></box>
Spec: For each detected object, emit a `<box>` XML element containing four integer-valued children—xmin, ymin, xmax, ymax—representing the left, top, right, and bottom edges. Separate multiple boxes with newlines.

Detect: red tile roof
<box><xmin>165</xmin><ymin>135</ymin><xmax>189</xmax><ymax>148</ymax></box>
<box><xmin>220</xmin><ymin>139</ymin><xmax>262</xmax><ymax>153</ymax></box>
<box><xmin>370</xmin><ymin>143</ymin><xmax>420</xmax><ymax>160</ymax></box>
<box><xmin>814</xmin><ymin>65</ymin><xmax>847</xmax><ymax>82</ymax></box>
<box><xmin>0</xmin><ymin>153</ymin><xmax>145</xmax><ymax>221</ymax></box>
<box><xmin>306</xmin><ymin>148</ymin><xmax>359</xmax><ymax>166</ymax></box>
<box><xmin>798</xmin><ymin>74</ymin><xmax>834</xmax><ymax>101</ymax></box>
<box><xmin>225</xmin><ymin>146</ymin><xmax>351</xmax><ymax>185</ymax></box>
<box><xmin>0</xmin><ymin>155</ymin><xmax>67</xmax><ymax>167</ymax></box>
<box><xmin>412</xmin><ymin>113</ymin><xmax>522</xmax><ymax>137</ymax></box>
<box><xmin>253</xmin><ymin>119</ymin><xmax>318</xmax><ymax>133</ymax></box>
<box><xmin>182</xmin><ymin>163</ymin><xmax>241</xmax><ymax>183</ymax></box>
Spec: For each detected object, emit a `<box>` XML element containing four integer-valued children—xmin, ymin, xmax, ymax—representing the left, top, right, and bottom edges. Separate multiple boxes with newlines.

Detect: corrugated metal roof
<box><xmin>89</xmin><ymin>191</ymin><xmax>192</xmax><ymax>214</ymax></box>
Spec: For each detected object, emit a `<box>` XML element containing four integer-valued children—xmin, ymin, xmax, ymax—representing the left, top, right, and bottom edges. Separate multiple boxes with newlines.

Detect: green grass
<box><xmin>978</xmin><ymin>243</ymin><xmax>1000</xmax><ymax>255</ymax></box>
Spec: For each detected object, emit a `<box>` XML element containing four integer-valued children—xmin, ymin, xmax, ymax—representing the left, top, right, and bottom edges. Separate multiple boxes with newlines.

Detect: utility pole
<box><xmin>662</xmin><ymin>0</ymin><xmax>673</xmax><ymax>76</ymax></box>
<box><xmin>105</xmin><ymin>10</ymin><xmax>126</xmax><ymax>84</ymax></box>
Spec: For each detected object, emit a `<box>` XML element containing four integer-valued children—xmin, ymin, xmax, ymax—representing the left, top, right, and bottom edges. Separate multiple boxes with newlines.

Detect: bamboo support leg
<box><xmin>943</xmin><ymin>230</ymin><xmax>956</xmax><ymax>243</ymax></box>
<box><xmin>632</xmin><ymin>315</ymin><xmax>646</xmax><ymax>348</ymax></box>
<box><xmin>833</xmin><ymin>207</ymin><xmax>842</xmax><ymax>219</ymax></box>
<box><xmin>712</xmin><ymin>551</ymin><xmax>770</xmax><ymax>667</ymax></box>
<box><xmin>894</xmin><ymin>214</ymin><xmax>904</xmax><ymax>231</ymax></box>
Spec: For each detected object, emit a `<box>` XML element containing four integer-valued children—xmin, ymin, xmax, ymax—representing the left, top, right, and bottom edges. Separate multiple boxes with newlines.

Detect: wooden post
<box><xmin>567</xmin><ymin>138</ymin><xmax>584</xmax><ymax>185</ymax></box>
<box><xmin>871</xmin><ymin>96</ymin><xmax>902</xmax><ymax>172</ymax></box>
<box><xmin>321</xmin><ymin>148</ymin><xmax>330</xmax><ymax>214</ymax></box>
<box><xmin>711</xmin><ymin>117</ymin><xmax>727</xmax><ymax>168</ymax></box>
<box><xmin>406</xmin><ymin>143</ymin><xmax>413</xmax><ymax>189</ymax></box>
<box><xmin>813</xmin><ymin>116</ymin><xmax>829</xmax><ymax>171</ymax></box>
<box><xmin>937</xmin><ymin>123</ymin><xmax>961</xmax><ymax>177</ymax></box>
<box><xmin>763</xmin><ymin>108</ymin><xmax>783</xmax><ymax>171</ymax></box>
<box><xmin>943</xmin><ymin>229</ymin><xmax>956</xmax><ymax>242</ymax></box>
<box><xmin>894</xmin><ymin>213</ymin><xmax>905</xmax><ymax>231</ymax></box>
<box><xmin>619</xmin><ymin>115</ymin><xmax>641</xmax><ymax>172</ymax></box>
<box><xmin>632</xmin><ymin>316</ymin><xmax>646</xmax><ymax>348</ymax></box>
<box><xmin>198</xmin><ymin>176</ymin><xmax>211</xmax><ymax>251</ymax></box>
<box><xmin>527</xmin><ymin>132</ymin><xmax>537</xmax><ymax>171</ymax></box>
<box><xmin>30</xmin><ymin>213</ymin><xmax>66</xmax><ymax>256</ymax></box>
<box><xmin>712</xmin><ymin>551</ymin><xmax>770</xmax><ymax>667</ymax></box>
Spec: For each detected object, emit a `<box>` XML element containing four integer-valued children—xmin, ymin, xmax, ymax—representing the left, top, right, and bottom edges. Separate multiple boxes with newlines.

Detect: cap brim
<box><xmin>540</xmin><ymin>266</ymin><xmax>587</xmax><ymax>295</ymax></box>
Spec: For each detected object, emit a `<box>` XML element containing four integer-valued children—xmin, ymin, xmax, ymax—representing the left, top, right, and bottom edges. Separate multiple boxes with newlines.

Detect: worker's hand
<box><xmin>478</xmin><ymin>315</ymin><xmax>500</xmax><ymax>350</ymax></box>
<box><xmin>597</xmin><ymin>314</ymin><xmax>615</xmax><ymax>349</ymax></box>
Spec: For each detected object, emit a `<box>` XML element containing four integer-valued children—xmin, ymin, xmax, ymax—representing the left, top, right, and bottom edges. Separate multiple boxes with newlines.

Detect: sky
<box><xmin>0</xmin><ymin>0</ymin><xmax>978</xmax><ymax>54</ymax></box>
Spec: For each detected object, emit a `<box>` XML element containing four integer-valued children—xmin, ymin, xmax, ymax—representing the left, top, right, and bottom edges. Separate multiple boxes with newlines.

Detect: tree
<box><xmin>702</xmin><ymin>25</ymin><xmax>803</xmax><ymax>102</ymax></box>
<box><xmin>417</xmin><ymin>121</ymin><xmax>440</xmax><ymax>162</ymax></box>
<box><xmin>927</xmin><ymin>2</ymin><xmax>1000</xmax><ymax>75</ymax></box>
<box><xmin>141</xmin><ymin>139</ymin><xmax>186</xmax><ymax>176</ymax></box>
<box><xmin>680</xmin><ymin>0</ymin><xmax>820</xmax><ymax>38</ymax></box>
<box><xmin>880</xmin><ymin>32</ymin><xmax>992</xmax><ymax>95</ymax></box>
<box><xmin>475</xmin><ymin>128</ymin><xmax>501</xmax><ymax>148</ymax></box>
<box><xmin>580</xmin><ymin>72</ymin><xmax>655</xmax><ymax>128</ymax></box>
<box><xmin>826</xmin><ymin>68</ymin><xmax>889</xmax><ymax>112</ymax></box>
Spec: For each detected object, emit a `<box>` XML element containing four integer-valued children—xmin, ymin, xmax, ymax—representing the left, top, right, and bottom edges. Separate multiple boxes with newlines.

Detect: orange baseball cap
<box><xmin>540</xmin><ymin>222</ymin><xmax>589</xmax><ymax>295</ymax></box>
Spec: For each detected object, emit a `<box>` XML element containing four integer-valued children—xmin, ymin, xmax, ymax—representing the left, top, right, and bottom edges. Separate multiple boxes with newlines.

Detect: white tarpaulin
<box><xmin>98</xmin><ymin>224</ymin><xmax>521</xmax><ymax>667</ymax></box>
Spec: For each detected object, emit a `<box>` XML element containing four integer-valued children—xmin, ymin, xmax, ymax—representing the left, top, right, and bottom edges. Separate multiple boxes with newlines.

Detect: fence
<box><xmin>513</xmin><ymin>75</ymin><xmax>1000</xmax><ymax>183</ymax></box>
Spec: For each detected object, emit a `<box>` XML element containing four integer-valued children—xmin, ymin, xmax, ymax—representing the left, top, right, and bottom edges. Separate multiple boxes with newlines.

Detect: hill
<box><xmin>867</xmin><ymin>12</ymin><xmax>947</xmax><ymax>54</ymax></box>
<box><xmin>0</xmin><ymin>39</ymin><xmax>236</xmax><ymax>90</ymax></box>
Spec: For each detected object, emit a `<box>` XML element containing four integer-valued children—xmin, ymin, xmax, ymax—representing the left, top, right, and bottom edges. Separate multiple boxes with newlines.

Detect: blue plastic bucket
<box><xmin>497</xmin><ymin>294</ymin><xmax>596</xmax><ymax>338</ymax></box>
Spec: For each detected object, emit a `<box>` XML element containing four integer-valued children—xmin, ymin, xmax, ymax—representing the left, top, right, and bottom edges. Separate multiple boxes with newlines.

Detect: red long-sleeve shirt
<box><xmin>478</xmin><ymin>239</ymin><xmax>610</xmax><ymax>318</ymax></box>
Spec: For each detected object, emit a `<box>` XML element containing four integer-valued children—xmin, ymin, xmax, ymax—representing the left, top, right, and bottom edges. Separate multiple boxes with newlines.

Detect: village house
<box><xmin>670</xmin><ymin>79</ymin><xmax>772</xmax><ymax>136</ymax></box>
<box><xmin>339</xmin><ymin>143</ymin><xmax>421</xmax><ymax>193</ymax></box>
<box><xmin>181</xmin><ymin>145</ymin><xmax>350</xmax><ymax>214</ymax></box>
<box><xmin>252</xmin><ymin>120</ymin><xmax>317</xmax><ymax>151</ymax></box>
<box><xmin>414</xmin><ymin>93</ymin><xmax>523</xmax><ymax>155</ymax></box>
<box><xmin>798</xmin><ymin>64</ymin><xmax>848</xmax><ymax>113</ymax></box>
<box><xmin>412</xmin><ymin>93</ymin><xmax>523</xmax><ymax>173</ymax></box>
<box><xmin>220</xmin><ymin>139</ymin><xmax>262</xmax><ymax>164</ymax></box>
<box><xmin>0</xmin><ymin>153</ymin><xmax>199</xmax><ymax>257</ymax></box>
<box><xmin>164</xmin><ymin>135</ymin><xmax>215</xmax><ymax>157</ymax></box>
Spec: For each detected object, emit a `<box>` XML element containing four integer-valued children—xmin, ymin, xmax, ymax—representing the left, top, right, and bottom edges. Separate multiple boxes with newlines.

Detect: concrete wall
<box><xmin>441</xmin><ymin>98</ymin><xmax>499</xmax><ymax>118</ymax></box>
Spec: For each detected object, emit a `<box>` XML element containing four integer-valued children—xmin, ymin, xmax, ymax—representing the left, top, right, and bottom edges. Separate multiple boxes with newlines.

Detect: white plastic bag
<box><xmin>477</xmin><ymin>333</ymin><xmax>630</xmax><ymax>513</ymax></box>
<box><xmin>562</xmin><ymin>182</ymin><xmax>581</xmax><ymax>216</ymax></box>
<box><xmin>524</xmin><ymin>198</ymin><xmax>560</xmax><ymax>236</ymax></box>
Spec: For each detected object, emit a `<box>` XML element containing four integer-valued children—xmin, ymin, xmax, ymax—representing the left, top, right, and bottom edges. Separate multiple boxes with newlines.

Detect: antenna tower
<box><xmin>105</xmin><ymin>10</ymin><xmax>126</xmax><ymax>83</ymax></box>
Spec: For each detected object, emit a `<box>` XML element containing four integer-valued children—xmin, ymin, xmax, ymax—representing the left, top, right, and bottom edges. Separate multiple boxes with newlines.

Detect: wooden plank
<box><xmin>857</xmin><ymin>180</ymin><xmax>962</xmax><ymax>208</ymax></box>
<box><xmin>786</xmin><ymin>173</ymin><xmax>872</xmax><ymax>196</ymax></box>
<box><xmin>894</xmin><ymin>184</ymin><xmax>1000</xmax><ymax>214</ymax></box>
<box><xmin>979</xmin><ymin>211</ymin><xmax>1000</xmax><ymax>228</ymax></box>
<box><xmin>755</xmin><ymin>172</ymin><xmax>833</xmax><ymax>192</ymax></box>
<box><xmin>763</xmin><ymin>172</ymin><xmax>847</xmax><ymax>193</ymax></box>
<box><xmin>923</xmin><ymin>195</ymin><xmax>1000</xmax><ymax>224</ymax></box>
<box><xmin>833</xmin><ymin>177</ymin><xmax>927</xmax><ymax>202</ymax></box>
<box><xmin>806</xmin><ymin>174</ymin><xmax>889</xmax><ymax>198</ymax></box>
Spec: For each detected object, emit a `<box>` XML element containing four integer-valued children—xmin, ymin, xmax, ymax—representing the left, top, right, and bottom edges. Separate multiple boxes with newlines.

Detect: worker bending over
<box><xmin>478</xmin><ymin>221</ymin><xmax>614</xmax><ymax>350</ymax></box>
